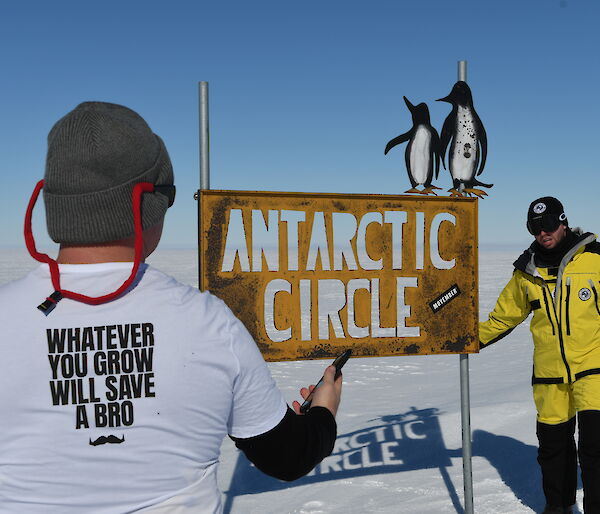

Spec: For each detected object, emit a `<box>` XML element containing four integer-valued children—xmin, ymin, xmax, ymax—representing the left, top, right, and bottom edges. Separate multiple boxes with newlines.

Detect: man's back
<box><xmin>0</xmin><ymin>263</ymin><xmax>286</xmax><ymax>513</ymax></box>
<box><xmin>2</xmin><ymin>101</ymin><xmax>341</xmax><ymax>513</ymax></box>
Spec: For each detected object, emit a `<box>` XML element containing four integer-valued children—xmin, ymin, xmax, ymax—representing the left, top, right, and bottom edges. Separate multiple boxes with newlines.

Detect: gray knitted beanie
<box><xmin>43</xmin><ymin>102</ymin><xmax>174</xmax><ymax>244</ymax></box>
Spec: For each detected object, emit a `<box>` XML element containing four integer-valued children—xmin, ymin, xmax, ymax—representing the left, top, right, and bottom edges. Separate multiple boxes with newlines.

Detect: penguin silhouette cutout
<box><xmin>437</xmin><ymin>81</ymin><xmax>492</xmax><ymax>198</ymax></box>
<box><xmin>385</xmin><ymin>97</ymin><xmax>441</xmax><ymax>195</ymax></box>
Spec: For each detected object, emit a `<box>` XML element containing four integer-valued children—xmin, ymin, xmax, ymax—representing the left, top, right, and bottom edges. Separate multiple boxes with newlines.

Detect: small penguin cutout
<box><xmin>384</xmin><ymin>97</ymin><xmax>441</xmax><ymax>195</ymax></box>
<box><xmin>437</xmin><ymin>81</ymin><xmax>492</xmax><ymax>198</ymax></box>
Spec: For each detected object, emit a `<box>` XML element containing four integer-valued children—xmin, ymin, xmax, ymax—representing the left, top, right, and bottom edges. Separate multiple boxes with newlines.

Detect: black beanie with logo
<box><xmin>527</xmin><ymin>196</ymin><xmax>568</xmax><ymax>233</ymax></box>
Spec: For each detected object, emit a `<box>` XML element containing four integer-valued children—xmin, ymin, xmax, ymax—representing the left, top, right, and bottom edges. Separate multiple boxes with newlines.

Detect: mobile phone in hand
<box><xmin>299</xmin><ymin>349</ymin><xmax>351</xmax><ymax>413</ymax></box>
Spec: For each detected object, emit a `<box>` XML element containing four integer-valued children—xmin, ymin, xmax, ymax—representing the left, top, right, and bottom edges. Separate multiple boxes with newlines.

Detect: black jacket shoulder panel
<box><xmin>584</xmin><ymin>240</ymin><xmax>600</xmax><ymax>255</ymax></box>
<box><xmin>513</xmin><ymin>247</ymin><xmax>533</xmax><ymax>273</ymax></box>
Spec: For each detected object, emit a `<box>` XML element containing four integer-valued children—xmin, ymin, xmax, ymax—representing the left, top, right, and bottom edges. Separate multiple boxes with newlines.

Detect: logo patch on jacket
<box><xmin>579</xmin><ymin>288</ymin><xmax>592</xmax><ymax>301</ymax></box>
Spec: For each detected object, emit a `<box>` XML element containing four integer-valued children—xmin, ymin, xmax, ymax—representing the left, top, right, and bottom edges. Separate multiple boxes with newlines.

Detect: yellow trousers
<box><xmin>534</xmin><ymin>375</ymin><xmax>600</xmax><ymax>425</ymax></box>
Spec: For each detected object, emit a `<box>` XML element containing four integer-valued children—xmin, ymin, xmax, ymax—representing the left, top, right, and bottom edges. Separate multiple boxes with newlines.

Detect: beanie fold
<box><xmin>45</xmin><ymin>184</ymin><xmax>169</xmax><ymax>245</ymax></box>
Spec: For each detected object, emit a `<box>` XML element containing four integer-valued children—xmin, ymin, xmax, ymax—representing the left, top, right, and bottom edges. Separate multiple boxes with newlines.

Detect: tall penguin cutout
<box><xmin>384</xmin><ymin>97</ymin><xmax>441</xmax><ymax>195</ymax></box>
<box><xmin>438</xmin><ymin>81</ymin><xmax>492</xmax><ymax>198</ymax></box>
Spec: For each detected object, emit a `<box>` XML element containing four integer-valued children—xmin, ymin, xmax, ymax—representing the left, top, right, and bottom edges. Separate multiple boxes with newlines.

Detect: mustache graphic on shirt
<box><xmin>89</xmin><ymin>435</ymin><xmax>125</xmax><ymax>446</ymax></box>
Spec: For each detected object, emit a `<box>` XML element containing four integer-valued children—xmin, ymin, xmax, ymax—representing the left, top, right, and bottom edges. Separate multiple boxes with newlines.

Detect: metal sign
<box><xmin>199</xmin><ymin>190</ymin><xmax>478</xmax><ymax>361</ymax></box>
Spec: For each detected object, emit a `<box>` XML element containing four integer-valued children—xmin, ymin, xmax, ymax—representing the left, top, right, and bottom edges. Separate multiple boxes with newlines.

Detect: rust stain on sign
<box><xmin>199</xmin><ymin>190</ymin><xmax>479</xmax><ymax>362</ymax></box>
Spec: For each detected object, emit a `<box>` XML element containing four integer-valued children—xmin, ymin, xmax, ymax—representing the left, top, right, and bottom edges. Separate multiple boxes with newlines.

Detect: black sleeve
<box><xmin>230</xmin><ymin>406</ymin><xmax>337</xmax><ymax>482</ymax></box>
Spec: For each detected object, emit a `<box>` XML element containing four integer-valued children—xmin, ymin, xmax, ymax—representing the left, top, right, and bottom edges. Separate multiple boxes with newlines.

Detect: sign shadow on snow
<box><xmin>223</xmin><ymin>407</ymin><xmax>585</xmax><ymax>513</ymax></box>
<box><xmin>470</xmin><ymin>429</ymin><xmax>582</xmax><ymax>514</ymax></box>
<box><xmin>223</xmin><ymin>407</ymin><xmax>464</xmax><ymax>514</ymax></box>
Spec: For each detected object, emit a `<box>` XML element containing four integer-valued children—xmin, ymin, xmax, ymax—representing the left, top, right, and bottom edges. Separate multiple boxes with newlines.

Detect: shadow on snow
<box><xmin>223</xmin><ymin>407</ymin><xmax>581</xmax><ymax>513</ymax></box>
<box><xmin>470</xmin><ymin>429</ymin><xmax>582</xmax><ymax>513</ymax></box>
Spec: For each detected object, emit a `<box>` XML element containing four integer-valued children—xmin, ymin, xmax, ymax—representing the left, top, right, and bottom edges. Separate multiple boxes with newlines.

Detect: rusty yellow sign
<box><xmin>199</xmin><ymin>190</ymin><xmax>478</xmax><ymax>361</ymax></box>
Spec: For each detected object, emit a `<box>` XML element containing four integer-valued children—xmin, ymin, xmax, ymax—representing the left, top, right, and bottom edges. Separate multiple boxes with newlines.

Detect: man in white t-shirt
<box><xmin>0</xmin><ymin>102</ymin><xmax>342</xmax><ymax>513</ymax></box>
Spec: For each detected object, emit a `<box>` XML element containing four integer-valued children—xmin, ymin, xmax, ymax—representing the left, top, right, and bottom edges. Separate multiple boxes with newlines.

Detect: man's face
<box><xmin>535</xmin><ymin>223</ymin><xmax>567</xmax><ymax>250</ymax></box>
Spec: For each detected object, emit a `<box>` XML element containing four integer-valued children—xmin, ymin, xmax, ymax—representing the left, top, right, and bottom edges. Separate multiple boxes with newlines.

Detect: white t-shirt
<box><xmin>0</xmin><ymin>263</ymin><xmax>287</xmax><ymax>513</ymax></box>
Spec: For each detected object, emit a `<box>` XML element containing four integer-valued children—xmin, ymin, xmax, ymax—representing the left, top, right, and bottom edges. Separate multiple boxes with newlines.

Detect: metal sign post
<box><xmin>199</xmin><ymin>82</ymin><xmax>210</xmax><ymax>190</ymax></box>
<box><xmin>458</xmin><ymin>60</ymin><xmax>474</xmax><ymax>514</ymax></box>
<box><xmin>197</xmin><ymin>81</ymin><xmax>210</xmax><ymax>290</ymax></box>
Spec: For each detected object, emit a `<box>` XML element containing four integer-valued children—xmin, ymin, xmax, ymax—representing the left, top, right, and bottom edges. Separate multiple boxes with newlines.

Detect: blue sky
<box><xmin>1</xmin><ymin>0</ymin><xmax>598</xmax><ymax>249</ymax></box>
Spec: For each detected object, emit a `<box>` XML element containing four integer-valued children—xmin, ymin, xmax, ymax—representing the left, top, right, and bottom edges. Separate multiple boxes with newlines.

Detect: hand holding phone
<box><xmin>299</xmin><ymin>349</ymin><xmax>351</xmax><ymax>414</ymax></box>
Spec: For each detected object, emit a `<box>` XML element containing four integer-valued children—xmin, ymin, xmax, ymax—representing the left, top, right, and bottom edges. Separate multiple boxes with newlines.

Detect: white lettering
<box><xmin>318</xmin><ymin>279</ymin><xmax>346</xmax><ymax>339</ymax></box>
<box><xmin>357</xmin><ymin>212</ymin><xmax>383</xmax><ymax>270</ymax></box>
<box><xmin>416</xmin><ymin>211</ymin><xmax>425</xmax><ymax>270</ymax></box>
<box><xmin>396</xmin><ymin>277</ymin><xmax>420</xmax><ymax>337</ymax></box>
<box><xmin>221</xmin><ymin>209</ymin><xmax>250</xmax><ymax>272</ymax></box>
<box><xmin>347</xmin><ymin>279</ymin><xmax>370</xmax><ymax>339</ymax></box>
<box><xmin>384</xmin><ymin>211</ymin><xmax>407</xmax><ymax>270</ymax></box>
<box><xmin>299</xmin><ymin>279</ymin><xmax>311</xmax><ymax>341</ymax></box>
<box><xmin>371</xmin><ymin>278</ymin><xmax>395</xmax><ymax>338</ymax></box>
<box><xmin>306</xmin><ymin>212</ymin><xmax>330</xmax><ymax>271</ymax></box>
<box><xmin>252</xmin><ymin>210</ymin><xmax>279</xmax><ymax>271</ymax></box>
<box><xmin>280</xmin><ymin>210</ymin><xmax>305</xmax><ymax>271</ymax></box>
<box><xmin>264</xmin><ymin>279</ymin><xmax>291</xmax><ymax>342</ymax></box>
<box><xmin>332</xmin><ymin>212</ymin><xmax>358</xmax><ymax>271</ymax></box>
<box><xmin>431</xmin><ymin>212</ymin><xmax>456</xmax><ymax>269</ymax></box>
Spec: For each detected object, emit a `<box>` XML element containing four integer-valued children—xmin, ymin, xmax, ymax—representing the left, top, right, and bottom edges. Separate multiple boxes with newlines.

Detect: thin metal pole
<box><xmin>458</xmin><ymin>61</ymin><xmax>467</xmax><ymax>84</ymax></box>
<box><xmin>460</xmin><ymin>353</ymin><xmax>473</xmax><ymax>514</ymax></box>
<box><xmin>199</xmin><ymin>82</ymin><xmax>210</xmax><ymax>190</ymax></box>
<box><xmin>458</xmin><ymin>60</ymin><xmax>474</xmax><ymax>514</ymax></box>
<box><xmin>197</xmin><ymin>82</ymin><xmax>210</xmax><ymax>290</ymax></box>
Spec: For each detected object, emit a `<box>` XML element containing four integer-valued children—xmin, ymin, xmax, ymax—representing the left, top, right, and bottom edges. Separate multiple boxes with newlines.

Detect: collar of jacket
<box><xmin>513</xmin><ymin>228</ymin><xmax>597</xmax><ymax>306</ymax></box>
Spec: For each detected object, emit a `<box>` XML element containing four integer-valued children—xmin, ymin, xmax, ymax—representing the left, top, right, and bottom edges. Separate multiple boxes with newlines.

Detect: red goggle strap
<box><xmin>24</xmin><ymin>179</ymin><xmax>155</xmax><ymax>306</ymax></box>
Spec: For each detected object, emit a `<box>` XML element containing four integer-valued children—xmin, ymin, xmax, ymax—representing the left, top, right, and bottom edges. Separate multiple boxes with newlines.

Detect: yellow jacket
<box><xmin>480</xmin><ymin>231</ymin><xmax>600</xmax><ymax>384</ymax></box>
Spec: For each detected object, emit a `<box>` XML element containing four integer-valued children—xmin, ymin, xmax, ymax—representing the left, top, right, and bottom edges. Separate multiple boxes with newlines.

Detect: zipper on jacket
<box><xmin>542</xmin><ymin>279</ymin><xmax>572</xmax><ymax>383</ymax></box>
<box><xmin>557</xmin><ymin>325</ymin><xmax>572</xmax><ymax>383</ymax></box>
<box><xmin>565</xmin><ymin>276</ymin><xmax>571</xmax><ymax>336</ymax></box>
<box><xmin>590</xmin><ymin>279</ymin><xmax>600</xmax><ymax>316</ymax></box>
<box><xmin>541</xmin><ymin>287</ymin><xmax>556</xmax><ymax>335</ymax></box>
<box><xmin>555</xmin><ymin>282</ymin><xmax>572</xmax><ymax>383</ymax></box>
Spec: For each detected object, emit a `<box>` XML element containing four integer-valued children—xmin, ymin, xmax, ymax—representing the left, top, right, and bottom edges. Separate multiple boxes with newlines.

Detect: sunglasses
<box><xmin>154</xmin><ymin>185</ymin><xmax>176</xmax><ymax>207</ymax></box>
<box><xmin>527</xmin><ymin>213</ymin><xmax>564</xmax><ymax>236</ymax></box>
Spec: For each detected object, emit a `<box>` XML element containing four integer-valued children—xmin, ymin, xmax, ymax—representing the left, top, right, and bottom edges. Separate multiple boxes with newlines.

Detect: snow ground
<box><xmin>0</xmin><ymin>246</ymin><xmax>584</xmax><ymax>514</ymax></box>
